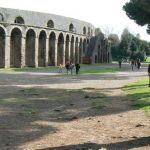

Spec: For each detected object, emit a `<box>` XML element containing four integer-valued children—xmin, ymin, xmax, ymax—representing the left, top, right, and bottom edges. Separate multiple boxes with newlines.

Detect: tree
<box><xmin>123</xmin><ymin>0</ymin><xmax>150</xmax><ymax>33</ymax></box>
<box><xmin>108</xmin><ymin>34</ymin><xmax>120</xmax><ymax>46</ymax></box>
<box><xmin>94</xmin><ymin>28</ymin><xmax>103</xmax><ymax>36</ymax></box>
<box><xmin>108</xmin><ymin>34</ymin><xmax>120</xmax><ymax>59</ymax></box>
<box><xmin>119</xmin><ymin>28</ymin><xmax>133</xmax><ymax>58</ymax></box>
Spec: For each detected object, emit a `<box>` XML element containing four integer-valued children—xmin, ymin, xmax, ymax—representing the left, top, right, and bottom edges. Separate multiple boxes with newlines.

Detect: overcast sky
<box><xmin>0</xmin><ymin>0</ymin><xmax>150</xmax><ymax>41</ymax></box>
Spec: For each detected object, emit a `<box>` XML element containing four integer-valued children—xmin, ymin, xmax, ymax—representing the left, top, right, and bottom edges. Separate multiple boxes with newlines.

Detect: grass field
<box><xmin>0</xmin><ymin>66</ymin><xmax>56</xmax><ymax>72</ymax></box>
<box><xmin>79</xmin><ymin>68</ymin><xmax>122</xmax><ymax>74</ymax></box>
<box><xmin>146</xmin><ymin>56</ymin><xmax>150</xmax><ymax>63</ymax></box>
<box><xmin>0</xmin><ymin>63</ymin><xmax>128</xmax><ymax>74</ymax></box>
<box><xmin>123</xmin><ymin>78</ymin><xmax>150</xmax><ymax>115</ymax></box>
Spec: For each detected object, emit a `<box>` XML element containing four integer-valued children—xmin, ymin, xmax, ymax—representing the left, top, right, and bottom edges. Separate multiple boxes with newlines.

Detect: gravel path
<box><xmin>0</xmin><ymin>63</ymin><xmax>150</xmax><ymax>150</ymax></box>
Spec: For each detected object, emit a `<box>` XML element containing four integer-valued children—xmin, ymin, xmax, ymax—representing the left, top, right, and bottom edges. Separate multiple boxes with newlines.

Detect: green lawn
<box><xmin>146</xmin><ymin>56</ymin><xmax>150</xmax><ymax>63</ymax></box>
<box><xmin>0</xmin><ymin>63</ymin><xmax>128</xmax><ymax>74</ymax></box>
<box><xmin>123</xmin><ymin>78</ymin><xmax>150</xmax><ymax>115</ymax></box>
<box><xmin>0</xmin><ymin>66</ymin><xmax>56</xmax><ymax>72</ymax></box>
<box><xmin>79</xmin><ymin>68</ymin><xmax>122</xmax><ymax>74</ymax></box>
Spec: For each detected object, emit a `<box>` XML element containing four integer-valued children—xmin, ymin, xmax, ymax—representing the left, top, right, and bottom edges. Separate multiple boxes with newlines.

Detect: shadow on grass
<box><xmin>127</xmin><ymin>92</ymin><xmax>150</xmax><ymax>109</ymax></box>
<box><xmin>123</xmin><ymin>84</ymin><xmax>149</xmax><ymax>90</ymax></box>
<box><xmin>123</xmin><ymin>78</ymin><xmax>150</xmax><ymax>112</ymax></box>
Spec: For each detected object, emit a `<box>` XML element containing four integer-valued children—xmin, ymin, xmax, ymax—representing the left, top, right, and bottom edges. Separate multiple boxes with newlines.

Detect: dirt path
<box><xmin>0</xmin><ymin>64</ymin><xmax>150</xmax><ymax>150</ymax></box>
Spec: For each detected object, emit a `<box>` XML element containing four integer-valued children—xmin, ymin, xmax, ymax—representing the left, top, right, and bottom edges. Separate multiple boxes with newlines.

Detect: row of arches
<box><xmin>0</xmin><ymin>13</ymin><xmax>93</xmax><ymax>35</ymax></box>
<box><xmin>95</xmin><ymin>45</ymin><xmax>110</xmax><ymax>64</ymax></box>
<box><xmin>0</xmin><ymin>26</ymin><xmax>88</xmax><ymax>68</ymax></box>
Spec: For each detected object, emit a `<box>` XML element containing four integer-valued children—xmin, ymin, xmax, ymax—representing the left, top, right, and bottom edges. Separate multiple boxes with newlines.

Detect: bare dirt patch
<box><xmin>0</xmin><ymin>64</ymin><xmax>150</xmax><ymax>150</ymax></box>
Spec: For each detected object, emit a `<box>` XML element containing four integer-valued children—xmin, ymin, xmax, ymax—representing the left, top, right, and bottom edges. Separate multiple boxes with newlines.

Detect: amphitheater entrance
<box><xmin>70</xmin><ymin>36</ymin><xmax>74</xmax><ymax>63</ymax></box>
<box><xmin>79</xmin><ymin>38</ymin><xmax>83</xmax><ymax>64</ymax></box>
<box><xmin>65</xmin><ymin>34</ymin><xmax>70</xmax><ymax>63</ymax></box>
<box><xmin>57</xmin><ymin>33</ymin><xmax>64</xmax><ymax>65</ymax></box>
<box><xmin>26</xmin><ymin>29</ymin><xmax>35</xmax><ymax>67</ymax></box>
<box><xmin>0</xmin><ymin>27</ymin><xmax>5</xmax><ymax>68</ymax></box>
<box><xmin>75</xmin><ymin>37</ymin><xmax>79</xmax><ymax>63</ymax></box>
<box><xmin>48</xmin><ymin>32</ymin><xmax>56</xmax><ymax>66</ymax></box>
<box><xmin>10</xmin><ymin>28</ymin><xmax>22</xmax><ymax>68</ymax></box>
<box><xmin>83</xmin><ymin>39</ymin><xmax>86</xmax><ymax>55</ymax></box>
<box><xmin>38</xmin><ymin>31</ymin><xmax>46</xmax><ymax>67</ymax></box>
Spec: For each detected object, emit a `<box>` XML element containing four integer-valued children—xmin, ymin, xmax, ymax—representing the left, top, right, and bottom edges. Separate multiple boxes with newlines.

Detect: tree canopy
<box><xmin>94</xmin><ymin>28</ymin><xmax>103</xmax><ymax>36</ymax></box>
<box><xmin>123</xmin><ymin>0</ymin><xmax>150</xmax><ymax>33</ymax></box>
<box><xmin>109</xmin><ymin>28</ymin><xmax>150</xmax><ymax>61</ymax></box>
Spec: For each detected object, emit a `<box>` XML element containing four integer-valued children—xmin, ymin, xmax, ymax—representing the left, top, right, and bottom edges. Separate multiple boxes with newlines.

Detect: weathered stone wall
<box><xmin>0</xmin><ymin>7</ymin><xmax>95</xmax><ymax>68</ymax></box>
<box><xmin>0</xmin><ymin>7</ymin><xmax>111</xmax><ymax>68</ymax></box>
<box><xmin>0</xmin><ymin>7</ymin><xmax>94</xmax><ymax>36</ymax></box>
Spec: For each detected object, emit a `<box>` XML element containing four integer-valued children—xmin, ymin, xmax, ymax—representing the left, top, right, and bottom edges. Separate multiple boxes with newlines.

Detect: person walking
<box><xmin>75</xmin><ymin>62</ymin><xmax>80</xmax><ymax>75</ymax></box>
<box><xmin>65</xmin><ymin>62</ymin><xmax>70</xmax><ymax>74</ymax></box>
<box><xmin>70</xmin><ymin>62</ymin><xmax>74</xmax><ymax>75</ymax></box>
<box><xmin>118</xmin><ymin>59</ymin><xmax>122</xmax><ymax>69</ymax></box>
<box><xmin>137</xmin><ymin>58</ymin><xmax>141</xmax><ymax>69</ymax></box>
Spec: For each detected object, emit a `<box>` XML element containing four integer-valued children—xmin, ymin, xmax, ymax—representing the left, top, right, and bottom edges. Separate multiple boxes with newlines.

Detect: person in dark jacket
<box><xmin>65</xmin><ymin>62</ymin><xmax>70</xmax><ymax>74</ymax></box>
<box><xmin>75</xmin><ymin>63</ymin><xmax>80</xmax><ymax>75</ymax></box>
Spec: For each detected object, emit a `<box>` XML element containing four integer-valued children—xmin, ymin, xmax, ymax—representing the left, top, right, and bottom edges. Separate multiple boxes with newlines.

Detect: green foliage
<box><xmin>114</xmin><ymin>28</ymin><xmax>150</xmax><ymax>61</ymax></box>
<box><xmin>140</xmin><ymin>40</ymin><xmax>150</xmax><ymax>55</ymax></box>
<box><xmin>108</xmin><ymin>34</ymin><xmax>120</xmax><ymax>60</ymax></box>
<box><xmin>94</xmin><ymin>28</ymin><xmax>103</xmax><ymax>36</ymax></box>
<box><xmin>111</xmin><ymin>45</ymin><xmax>120</xmax><ymax>60</ymax></box>
<box><xmin>108</xmin><ymin>34</ymin><xmax>120</xmax><ymax>46</ymax></box>
<box><xmin>114</xmin><ymin>28</ymin><xmax>133</xmax><ymax>60</ymax></box>
<box><xmin>123</xmin><ymin>0</ymin><xmax>150</xmax><ymax>33</ymax></box>
<box><xmin>79</xmin><ymin>68</ymin><xmax>126</xmax><ymax>75</ymax></box>
<box><xmin>135</xmin><ymin>51</ymin><xmax>146</xmax><ymax>61</ymax></box>
<box><xmin>123</xmin><ymin>78</ymin><xmax>150</xmax><ymax>114</ymax></box>
<box><xmin>146</xmin><ymin>56</ymin><xmax>150</xmax><ymax>63</ymax></box>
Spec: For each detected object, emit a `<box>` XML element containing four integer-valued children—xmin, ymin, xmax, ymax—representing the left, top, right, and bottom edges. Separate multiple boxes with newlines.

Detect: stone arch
<box><xmin>69</xmin><ymin>23</ymin><xmax>74</xmax><ymax>32</ymax></box>
<box><xmin>70</xmin><ymin>35</ymin><xmax>74</xmax><ymax>63</ymax></box>
<box><xmin>14</xmin><ymin>16</ymin><xmax>25</xmax><ymax>24</ymax></box>
<box><xmin>83</xmin><ymin>38</ymin><xmax>86</xmax><ymax>54</ymax></box>
<box><xmin>95</xmin><ymin>55</ymin><xmax>98</xmax><ymax>63</ymax></box>
<box><xmin>25</xmin><ymin>29</ymin><xmax>36</xmax><ymax>67</ymax></box>
<box><xmin>83</xmin><ymin>26</ymin><xmax>86</xmax><ymax>34</ymax></box>
<box><xmin>88</xmin><ymin>27</ymin><xmax>90</xmax><ymax>36</ymax></box>
<box><xmin>0</xmin><ymin>26</ymin><xmax>5</xmax><ymax>68</ymax></box>
<box><xmin>0</xmin><ymin>25</ymin><xmax>7</xmax><ymax>35</ymax></box>
<box><xmin>79</xmin><ymin>38</ymin><xmax>83</xmax><ymax>63</ymax></box>
<box><xmin>57</xmin><ymin>33</ymin><xmax>64</xmax><ymax>65</ymax></box>
<box><xmin>38</xmin><ymin>30</ymin><xmax>46</xmax><ymax>67</ymax></box>
<box><xmin>75</xmin><ymin>37</ymin><xmax>79</xmax><ymax>63</ymax></box>
<box><xmin>65</xmin><ymin>34</ymin><xmax>70</xmax><ymax>63</ymax></box>
<box><xmin>48</xmin><ymin>31</ymin><xmax>56</xmax><ymax>66</ymax></box>
<box><xmin>10</xmin><ymin>27</ymin><xmax>22</xmax><ymax>68</ymax></box>
<box><xmin>0</xmin><ymin>13</ymin><xmax>4</xmax><ymax>22</ymax></box>
<box><xmin>98</xmin><ymin>45</ymin><xmax>101</xmax><ymax>63</ymax></box>
<box><xmin>87</xmin><ymin>39</ymin><xmax>90</xmax><ymax>45</ymax></box>
<box><xmin>91</xmin><ymin>29</ymin><xmax>93</xmax><ymax>36</ymax></box>
<box><xmin>47</xmin><ymin>20</ymin><xmax>54</xmax><ymax>28</ymax></box>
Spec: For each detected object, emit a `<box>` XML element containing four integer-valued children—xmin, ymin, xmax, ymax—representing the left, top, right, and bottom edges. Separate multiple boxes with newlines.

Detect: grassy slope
<box><xmin>0</xmin><ymin>63</ymin><xmax>128</xmax><ymax>74</ymax></box>
<box><xmin>0</xmin><ymin>66</ymin><xmax>56</xmax><ymax>72</ymax></box>
<box><xmin>123</xmin><ymin>78</ymin><xmax>150</xmax><ymax>115</ymax></box>
<box><xmin>79</xmin><ymin>68</ymin><xmax>121</xmax><ymax>74</ymax></box>
<box><xmin>146</xmin><ymin>56</ymin><xmax>150</xmax><ymax>63</ymax></box>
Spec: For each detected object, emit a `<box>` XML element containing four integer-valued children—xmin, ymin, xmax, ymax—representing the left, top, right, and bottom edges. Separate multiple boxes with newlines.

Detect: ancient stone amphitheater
<box><xmin>0</xmin><ymin>7</ymin><xmax>111</xmax><ymax>68</ymax></box>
